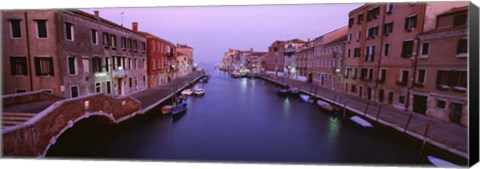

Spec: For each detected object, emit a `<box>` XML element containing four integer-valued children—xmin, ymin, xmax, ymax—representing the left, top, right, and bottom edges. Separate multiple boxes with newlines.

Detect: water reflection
<box><xmin>327</xmin><ymin>116</ymin><xmax>340</xmax><ymax>144</ymax></box>
<box><xmin>283</xmin><ymin>97</ymin><xmax>291</xmax><ymax>119</ymax></box>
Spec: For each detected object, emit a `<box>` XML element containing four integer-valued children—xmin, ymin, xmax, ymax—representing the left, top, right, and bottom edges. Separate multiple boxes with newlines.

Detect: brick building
<box><xmin>176</xmin><ymin>43</ymin><xmax>193</xmax><ymax>77</ymax></box>
<box><xmin>411</xmin><ymin>6</ymin><xmax>468</xmax><ymax>126</ymax></box>
<box><xmin>3</xmin><ymin>10</ymin><xmax>148</xmax><ymax>98</ymax></box>
<box><xmin>343</xmin><ymin>2</ymin><xmax>468</xmax><ymax>113</ymax></box>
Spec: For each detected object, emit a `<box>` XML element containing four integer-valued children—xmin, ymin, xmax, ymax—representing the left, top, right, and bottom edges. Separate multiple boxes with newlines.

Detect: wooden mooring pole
<box><xmin>364</xmin><ymin>102</ymin><xmax>370</xmax><ymax>116</ymax></box>
<box><xmin>404</xmin><ymin>113</ymin><xmax>413</xmax><ymax>133</ymax></box>
<box><xmin>376</xmin><ymin>106</ymin><xmax>382</xmax><ymax>121</ymax></box>
<box><xmin>420</xmin><ymin>123</ymin><xmax>431</xmax><ymax>153</ymax></box>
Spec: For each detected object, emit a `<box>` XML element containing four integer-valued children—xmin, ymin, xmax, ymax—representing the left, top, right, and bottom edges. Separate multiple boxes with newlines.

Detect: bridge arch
<box><xmin>40</xmin><ymin>111</ymin><xmax>116</xmax><ymax>157</ymax></box>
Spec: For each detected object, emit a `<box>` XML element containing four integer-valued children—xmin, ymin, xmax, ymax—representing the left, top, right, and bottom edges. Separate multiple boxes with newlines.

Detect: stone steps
<box><xmin>2</xmin><ymin>112</ymin><xmax>37</xmax><ymax>129</ymax></box>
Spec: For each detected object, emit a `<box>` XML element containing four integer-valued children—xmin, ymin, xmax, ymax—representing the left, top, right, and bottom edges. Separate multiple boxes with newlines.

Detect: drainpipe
<box><xmin>24</xmin><ymin>11</ymin><xmax>34</xmax><ymax>92</ymax></box>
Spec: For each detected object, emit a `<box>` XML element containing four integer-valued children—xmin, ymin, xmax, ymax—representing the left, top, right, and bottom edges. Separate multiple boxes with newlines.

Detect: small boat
<box><xmin>289</xmin><ymin>87</ymin><xmax>300</xmax><ymax>95</ymax></box>
<box><xmin>181</xmin><ymin>89</ymin><xmax>193</xmax><ymax>95</ymax></box>
<box><xmin>161</xmin><ymin>105</ymin><xmax>175</xmax><ymax>115</ymax></box>
<box><xmin>275</xmin><ymin>87</ymin><xmax>289</xmax><ymax>96</ymax></box>
<box><xmin>299</xmin><ymin>94</ymin><xmax>314</xmax><ymax>103</ymax></box>
<box><xmin>350</xmin><ymin>116</ymin><xmax>374</xmax><ymax>128</ymax></box>
<box><xmin>230</xmin><ymin>71</ymin><xmax>241</xmax><ymax>78</ymax></box>
<box><xmin>194</xmin><ymin>88</ymin><xmax>206</xmax><ymax>96</ymax></box>
<box><xmin>199</xmin><ymin>78</ymin><xmax>206</xmax><ymax>83</ymax></box>
<box><xmin>427</xmin><ymin>156</ymin><xmax>460</xmax><ymax>168</ymax></box>
<box><xmin>316</xmin><ymin>100</ymin><xmax>334</xmax><ymax>112</ymax></box>
<box><xmin>171</xmin><ymin>101</ymin><xmax>187</xmax><ymax>121</ymax></box>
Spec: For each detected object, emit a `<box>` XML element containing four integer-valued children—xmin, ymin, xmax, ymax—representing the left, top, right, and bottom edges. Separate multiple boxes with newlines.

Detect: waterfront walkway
<box><xmin>258</xmin><ymin>74</ymin><xmax>468</xmax><ymax>159</ymax></box>
<box><xmin>131</xmin><ymin>71</ymin><xmax>203</xmax><ymax>113</ymax></box>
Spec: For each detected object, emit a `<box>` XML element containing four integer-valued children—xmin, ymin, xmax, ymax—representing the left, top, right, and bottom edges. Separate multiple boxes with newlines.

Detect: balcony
<box><xmin>113</xmin><ymin>69</ymin><xmax>126</xmax><ymax>78</ymax></box>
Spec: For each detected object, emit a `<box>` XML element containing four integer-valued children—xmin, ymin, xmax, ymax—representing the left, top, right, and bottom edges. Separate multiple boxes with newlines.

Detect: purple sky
<box><xmin>83</xmin><ymin>3</ymin><xmax>362</xmax><ymax>64</ymax></box>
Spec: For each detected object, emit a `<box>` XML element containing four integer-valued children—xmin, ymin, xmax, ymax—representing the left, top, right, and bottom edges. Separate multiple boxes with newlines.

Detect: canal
<box><xmin>47</xmin><ymin>66</ymin><xmax>433</xmax><ymax>166</ymax></box>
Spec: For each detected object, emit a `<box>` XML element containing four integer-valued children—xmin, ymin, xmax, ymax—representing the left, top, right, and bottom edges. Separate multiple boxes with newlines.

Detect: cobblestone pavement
<box><xmin>131</xmin><ymin>71</ymin><xmax>203</xmax><ymax>113</ymax></box>
<box><xmin>258</xmin><ymin>74</ymin><xmax>468</xmax><ymax>158</ymax></box>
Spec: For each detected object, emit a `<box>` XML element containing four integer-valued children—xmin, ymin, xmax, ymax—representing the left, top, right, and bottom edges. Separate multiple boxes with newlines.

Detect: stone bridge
<box><xmin>2</xmin><ymin>92</ymin><xmax>141</xmax><ymax>157</ymax></box>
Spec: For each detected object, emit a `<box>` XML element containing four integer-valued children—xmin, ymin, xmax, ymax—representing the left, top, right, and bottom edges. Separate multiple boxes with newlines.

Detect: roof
<box><xmin>438</xmin><ymin>6</ymin><xmax>468</xmax><ymax>17</ymax></box>
<box><xmin>177</xmin><ymin>43</ymin><xmax>193</xmax><ymax>49</ymax></box>
<box><xmin>72</xmin><ymin>10</ymin><xmax>144</xmax><ymax>37</ymax></box>
<box><xmin>138</xmin><ymin>31</ymin><xmax>175</xmax><ymax>46</ymax></box>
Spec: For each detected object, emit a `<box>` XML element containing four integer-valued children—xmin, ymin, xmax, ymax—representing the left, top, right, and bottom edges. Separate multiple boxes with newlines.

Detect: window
<box><xmin>348</xmin><ymin>33</ymin><xmax>352</xmax><ymax>42</ymax></box>
<box><xmin>367</xmin><ymin>7</ymin><xmax>380</xmax><ymax>21</ymax></box>
<box><xmin>65</xmin><ymin>22</ymin><xmax>74</xmax><ymax>40</ymax></box>
<box><xmin>344</xmin><ymin>67</ymin><xmax>350</xmax><ymax>78</ymax></box>
<box><xmin>378</xmin><ymin>69</ymin><xmax>386</xmax><ymax>82</ymax></box>
<box><xmin>367</xmin><ymin>26</ymin><xmax>379</xmax><ymax>39</ymax></box>
<box><xmin>142</xmin><ymin>42</ymin><xmax>146</xmax><ymax>51</ymax></box>
<box><xmin>353</xmin><ymin>68</ymin><xmax>357</xmax><ymax>79</ymax></box>
<box><xmin>360</xmin><ymin>68</ymin><xmax>367</xmax><ymax>80</ymax></box>
<box><xmin>384</xmin><ymin>22</ymin><xmax>393</xmax><ymax>35</ymax></box>
<box><xmin>129</xmin><ymin>78</ymin><xmax>133</xmax><ymax>88</ymax></box>
<box><xmin>397</xmin><ymin>70</ymin><xmax>409</xmax><ymax>86</ymax></box>
<box><xmin>401</xmin><ymin>40</ymin><xmax>414</xmax><ymax>57</ymax></box>
<box><xmin>357</xmin><ymin>14</ymin><xmax>363</xmax><ymax>24</ymax></box>
<box><xmin>133</xmin><ymin>40</ymin><xmax>138</xmax><ymax>51</ymax></box>
<box><xmin>354</xmin><ymin>48</ymin><xmax>360</xmax><ymax>57</ymax></box>
<box><xmin>357</xmin><ymin>31</ymin><xmax>362</xmax><ymax>40</ymax></box>
<box><xmin>365</xmin><ymin>46</ymin><xmax>376</xmax><ymax>61</ymax></box>
<box><xmin>384</xmin><ymin>43</ymin><xmax>390</xmax><ymax>56</ymax></box>
<box><xmin>453</xmin><ymin>13</ymin><xmax>467</xmax><ymax>26</ymax></box>
<box><xmin>95</xmin><ymin>82</ymin><xmax>101</xmax><ymax>93</ymax></box>
<box><xmin>378</xmin><ymin>89</ymin><xmax>385</xmax><ymax>102</ymax></box>
<box><xmin>16</xmin><ymin>89</ymin><xmax>27</xmax><ymax>93</ymax></box>
<box><xmin>152</xmin><ymin>42</ymin><xmax>156</xmax><ymax>52</ymax></box>
<box><xmin>92</xmin><ymin>57</ymin><xmax>102</xmax><ymax>73</ymax></box>
<box><xmin>399</xmin><ymin>95</ymin><xmax>406</xmax><ymax>104</ymax></box>
<box><xmin>10</xmin><ymin>57</ymin><xmax>28</xmax><ymax>76</ymax></box>
<box><xmin>351</xmin><ymin>85</ymin><xmax>356</xmax><ymax>93</ymax></box>
<box><xmin>82</xmin><ymin>58</ymin><xmax>90</xmax><ymax>74</ymax></box>
<box><xmin>347</xmin><ymin>49</ymin><xmax>351</xmax><ymax>58</ymax></box>
<box><xmin>103</xmin><ymin>33</ymin><xmax>110</xmax><ymax>46</ymax></box>
<box><xmin>349</xmin><ymin>18</ymin><xmax>354</xmax><ymax>27</ymax></box>
<box><xmin>121</xmin><ymin>37</ymin><xmax>127</xmax><ymax>49</ymax></box>
<box><xmin>405</xmin><ymin>15</ymin><xmax>417</xmax><ymax>31</ymax></box>
<box><xmin>110</xmin><ymin>34</ymin><xmax>117</xmax><ymax>47</ymax></box>
<box><xmin>436</xmin><ymin>100</ymin><xmax>446</xmax><ymax>109</ymax></box>
<box><xmin>106</xmin><ymin>81</ymin><xmax>112</xmax><ymax>94</ymax></box>
<box><xmin>456</xmin><ymin>39</ymin><xmax>467</xmax><ymax>56</ymax></box>
<box><xmin>128</xmin><ymin>39</ymin><xmax>132</xmax><ymax>50</ymax></box>
<box><xmin>421</xmin><ymin>43</ymin><xmax>429</xmax><ymax>56</ymax></box>
<box><xmin>36</xmin><ymin>20</ymin><xmax>47</xmax><ymax>38</ymax></box>
<box><xmin>70</xmin><ymin>86</ymin><xmax>79</xmax><ymax>98</ymax></box>
<box><xmin>436</xmin><ymin>70</ymin><xmax>467</xmax><ymax>88</ymax></box>
<box><xmin>417</xmin><ymin>69</ymin><xmax>426</xmax><ymax>84</ymax></box>
<box><xmin>91</xmin><ymin>29</ymin><xmax>97</xmax><ymax>44</ymax></box>
<box><xmin>105</xmin><ymin>57</ymin><xmax>110</xmax><ymax>72</ymax></box>
<box><xmin>10</xmin><ymin>20</ymin><xmax>22</xmax><ymax>38</ymax></box>
<box><xmin>386</xmin><ymin>3</ymin><xmax>394</xmax><ymax>14</ymax></box>
<box><xmin>34</xmin><ymin>57</ymin><xmax>54</xmax><ymax>76</ymax></box>
<box><xmin>112</xmin><ymin>56</ymin><xmax>116</xmax><ymax>70</ymax></box>
<box><xmin>68</xmin><ymin>56</ymin><xmax>76</xmax><ymax>75</ymax></box>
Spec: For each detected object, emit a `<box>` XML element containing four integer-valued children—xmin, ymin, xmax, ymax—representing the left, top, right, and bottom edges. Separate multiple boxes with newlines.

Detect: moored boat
<box><xmin>194</xmin><ymin>88</ymin><xmax>206</xmax><ymax>96</ymax></box>
<box><xmin>349</xmin><ymin>116</ymin><xmax>374</xmax><ymax>128</ymax></box>
<box><xmin>181</xmin><ymin>89</ymin><xmax>193</xmax><ymax>96</ymax></box>
<box><xmin>289</xmin><ymin>87</ymin><xmax>300</xmax><ymax>95</ymax></box>
<box><xmin>161</xmin><ymin>105</ymin><xmax>175</xmax><ymax>115</ymax></box>
<box><xmin>316</xmin><ymin>100</ymin><xmax>334</xmax><ymax>112</ymax></box>
<box><xmin>275</xmin><ymin>87</ymin><xmax>289</xmax><ymax>96</ymax></box>
<box><xmin>171</xmin><ymin>101</ymin><xmax>187</xmax><ymax>122</ymax></box>
<box><xmin>299</xmin><ymin>94</ymin><xmax>314</xmax><ymax>103</ymax></box>
<box><xmin>427</xmin><ymin>156</ymin><xmax>460</xmax><ymax>168</ymax></box>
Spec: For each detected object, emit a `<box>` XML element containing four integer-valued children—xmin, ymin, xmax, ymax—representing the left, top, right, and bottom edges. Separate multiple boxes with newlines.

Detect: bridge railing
<box><xmin>2</xmin><ymin>90</ymin><xmax>64</xmax><ymax>107</ymax></box>
<box><xmin>2</xmin><ymin>93</ymin><xmax>141</xmax><ymax>157</ymax></box>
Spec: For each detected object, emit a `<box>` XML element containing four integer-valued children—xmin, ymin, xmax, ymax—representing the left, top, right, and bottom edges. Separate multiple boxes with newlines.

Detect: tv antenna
<box><xmin>120</xmin><ymin>12</ymin><xmax>124</xmax><ymax>27</ymax></box>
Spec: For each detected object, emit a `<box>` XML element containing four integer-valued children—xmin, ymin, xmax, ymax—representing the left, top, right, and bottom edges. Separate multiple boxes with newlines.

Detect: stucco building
<box><xmin>3</xmin><ymin>10</ymin><xmax>148</xmax><ymax>98</ymax></box>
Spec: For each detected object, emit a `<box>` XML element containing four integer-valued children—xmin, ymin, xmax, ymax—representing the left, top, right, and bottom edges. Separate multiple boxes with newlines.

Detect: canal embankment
<box><xmin>131</xmin><ymin>71</ymin><xmax>204</xmax><ymax>114</ymax></box>
<box><xmin>255</xmin><ymin>73</ymin><xmax>468</xmax><ymax>162</ymax></box>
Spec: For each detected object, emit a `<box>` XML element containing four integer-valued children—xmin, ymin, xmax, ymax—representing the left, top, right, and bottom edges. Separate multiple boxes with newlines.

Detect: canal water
<box><xmin>47</xmin><ymin>67</ymin><xmax>434</xmax><ymax>166</ymax></box>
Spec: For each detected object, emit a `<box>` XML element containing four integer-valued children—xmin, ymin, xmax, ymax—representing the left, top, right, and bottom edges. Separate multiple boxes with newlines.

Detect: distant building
<box><xmin>295</xmin><ymin>46</ymin><xmax>314</xmax><ymax>81</ymax></box>
<box><xmin>282</xmin><ymin>39</ymin><xmax>309</xmax><ymax>79</ymax></box>
<box><xmin>176</xmin><ymin>43</ymin><xmax>193</xmax><ymax>76</ymax></box>
<box><xmin>311</xmin><ymin>26</ymin><xmax>348</xmax><ymax>91</ymax></box>
<box><xmin>2</xmin><ymin>10</ymin><xmax>148</xmax><ymax>98</ymax></box>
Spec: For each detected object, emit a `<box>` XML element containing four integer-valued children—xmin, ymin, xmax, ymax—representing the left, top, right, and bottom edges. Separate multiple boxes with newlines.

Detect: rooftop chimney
<box><xmin>94</xmin><ymin>10</ymin><xmax>99</xmax><ymax>18</ymax></box>
<box><xmin>132</xmin><ymin>22</ymin><xmax>138</xmax><ymax>32</ymax></box>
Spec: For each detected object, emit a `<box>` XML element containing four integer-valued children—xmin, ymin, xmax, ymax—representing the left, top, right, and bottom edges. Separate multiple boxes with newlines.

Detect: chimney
<box><xmin>94</xmin><ymin>10</ymin><xmax>99</xmax><ymax>18</ymax></box>
<box><xmin>132</xmin><ymin>22</ymin><xmax>138</xmax><ymax>32</ymax></box>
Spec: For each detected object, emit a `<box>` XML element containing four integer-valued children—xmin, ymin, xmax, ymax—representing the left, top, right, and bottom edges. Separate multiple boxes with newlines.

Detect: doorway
<box><xmin>359</xmin><ymin>86</ymin><xmax>363</xmax><ymax>98</ymax></box>
<box><xmin>117</xmin><ymin>78</ymin><xmax>123</xmax><ymax>96</ymax></box>
<box><xmin>388</xmin><ymin>91</ymin><xmax>394</xmax><ymax>105</ymax></box>
<box><xmin>413</xmin><ymin>95</ymin><xmax>427</xmax><ymax>114</ymax></box>
<box><xmin>450</xmin><ymin>103</ymin><xmax>463</xmax><ymax>124</ymax></box>
<box><xmin>307</xmin><ymin>72</ymin><xmax>313</xmax><ymax>83</ymax></box>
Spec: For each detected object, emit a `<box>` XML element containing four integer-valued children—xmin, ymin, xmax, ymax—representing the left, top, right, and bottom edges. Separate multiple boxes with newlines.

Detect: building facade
<box><xmin>412</xmin><ymin>6</ymin><xmax>468</xmax><ymax>126</ymax></box>
<box><xmin>3</xmin><ymin>10</ymin><xmax>148</xmax><ymax>98</ymax></box>
<box><xmin>176</xmin><ymin>44</ymin><xmax>193</xmax><ymax>77</ymax></box>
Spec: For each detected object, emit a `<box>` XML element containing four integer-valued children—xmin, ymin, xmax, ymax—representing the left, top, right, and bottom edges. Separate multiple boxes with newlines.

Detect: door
<box><xmin>367</xmin><ymin>87</ymin><xmax>372</xmax><ymax>100</ymax></box>
<box><xmin>450</xmin><ymin>103</ymin><xmax>463</xmax><ymax>124</ymax></box>
<box><xmin>388</xmin><ymin>91</ymin><xmax>393</xmax><ymax>105</ymax></box>
<box><xmin>332</xmin><ymin>77</ymin><xmax>336</xmax><ymax>90</ymax></box>
<box><xmin>413</xmin><ymin>95</ymin><xmax>427</xmax><ymax>114</ymax></box>
<box><xmin>359</xmin><ymin>86</ymin><xmax>363</xmax><ymax>98</ymax></box>
<box><xmin>308</xmin><ymin>73</ymin><xmax>313</xmax><ymax>83</ymax></box>
<box><xmin>321</xmin><ymin>74</ymin><xmax>325</xmax><ymax>86</ymax></box>
<box><xmin>117</xmin><ymin>78</ymin><xmax>123</xmax><ymax>96</ymax></box>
